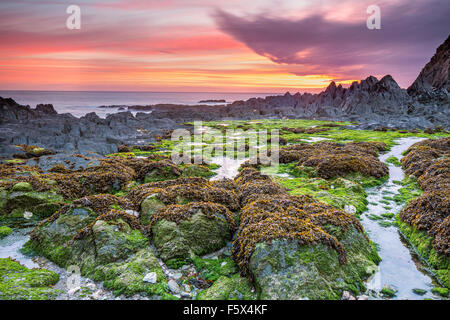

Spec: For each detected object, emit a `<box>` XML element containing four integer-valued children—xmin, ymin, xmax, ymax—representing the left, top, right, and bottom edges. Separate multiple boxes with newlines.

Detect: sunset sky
<box><xmin>0</xmin><ymin>0</ymin><xmax>448</xmax><ymax>93</ymax></box>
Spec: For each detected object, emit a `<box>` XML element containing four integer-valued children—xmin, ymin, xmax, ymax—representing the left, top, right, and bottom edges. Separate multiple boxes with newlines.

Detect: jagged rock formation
<box><xmin>0</xmin><ymin>35</ymin><xmax>449</xmax><ymax>159</ymax></box>
<box><xmin>408</xmin><ymin>35</ymin><xmax>450</xmax><ymax>103</ymax></box>
<box><xmin>0</xmin><ymin>97</ymin><xmax>177</xmax><ymax>158</ymax></box>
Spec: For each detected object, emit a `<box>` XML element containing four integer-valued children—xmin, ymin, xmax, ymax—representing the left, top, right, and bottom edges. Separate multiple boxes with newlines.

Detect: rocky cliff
<box><xmin>408</xmin><ymin>35</ymin><xmax>450</xmax><ymax>103</ymax></box>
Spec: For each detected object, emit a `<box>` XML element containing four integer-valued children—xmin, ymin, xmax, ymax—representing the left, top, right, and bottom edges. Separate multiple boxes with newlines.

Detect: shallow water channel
<box><xmin>361</xmin><ymin>137</ymin><xmax>443</xmax><ymax>300</ymax></box>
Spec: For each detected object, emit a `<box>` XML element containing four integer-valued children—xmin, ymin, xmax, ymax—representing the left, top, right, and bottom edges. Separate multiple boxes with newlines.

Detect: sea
<box><xmin>0</xmin><ymin>91</ymin><xmax>276</xmax><ymax>118</ymax></box>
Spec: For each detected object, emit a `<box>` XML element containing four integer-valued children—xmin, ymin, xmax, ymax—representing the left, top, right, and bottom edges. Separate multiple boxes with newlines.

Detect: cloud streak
<box><xmin>0</xmin><ymin>0</ymin><xmax>448</xmax><ymax>91</ymax></box>
<box><xmin>213</xmin><ymin>0</ymin><xmax>450</xmax><ymax>87</ymax></box>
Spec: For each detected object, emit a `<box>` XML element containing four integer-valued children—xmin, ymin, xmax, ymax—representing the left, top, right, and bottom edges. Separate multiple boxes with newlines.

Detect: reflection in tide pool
<box><xmin>210</xmin><ymin>157</ymin><xmax>248</xmax><ymax>180</ymax></box>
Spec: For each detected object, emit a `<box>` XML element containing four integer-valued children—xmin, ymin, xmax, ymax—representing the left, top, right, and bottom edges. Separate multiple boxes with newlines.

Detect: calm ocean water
<box><xmin>0</xmin><ymin>91</ymin><xmax>276</xmax><ymax>118</ymax></box>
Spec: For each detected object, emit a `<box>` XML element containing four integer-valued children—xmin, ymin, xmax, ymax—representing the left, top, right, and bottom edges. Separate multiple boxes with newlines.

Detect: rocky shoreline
<box><xmin>1</xmin><ymin>36</ymin><xmax>449</xmax><ymax>160</ymax></box>
<box><xmin>0</xmin><ymin>35</ymin><xmax>449</xmax><ymax>301</ymax></box>
<box><xmin>1</xmin><ymin>121</ymin><xmax>448</xmax><ymax>300</ymax></box>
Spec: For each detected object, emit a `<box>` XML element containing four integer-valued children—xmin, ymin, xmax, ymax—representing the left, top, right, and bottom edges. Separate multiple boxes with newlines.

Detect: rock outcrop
<box><xmin>408</xmin><ymin>35</ymin><xmax>450</xmax><ymax>103</ymax></box>
<box><xmin>0</xmin><ymin>97</ymin><xmax>178</xmax><ymax>159</ymax></box>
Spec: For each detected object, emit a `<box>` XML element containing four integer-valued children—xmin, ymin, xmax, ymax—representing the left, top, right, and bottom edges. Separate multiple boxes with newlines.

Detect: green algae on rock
<box><xmin>11</xmin><ymin>182</ymin><xmax>33</xmax><ymax>192</ymax></box>
<box><xmin>248</xmin><ymin>229</ymin><xmax>378</xmax><ymax>300</ymax></box>
<box><xmin>0</xmin><ymin>225</ymin><xmax>12</xmax><ymax>239</ymax></box>
<box><xmin>91</xmin><ymin>249</ymin><xmax>173</xmax><ymax>299</ymax></box>
<box><xmin>385</xmin><ymin>156</ymin><xmax>402</xmax><ymax>167</ymax></box>
<box><xmin>431</xmin><ymin>287</ymin><xmax>449</xmax><ymax>297</ymax></box>
<box><xmin>140</xmin><ymin>194</ymin><xmax>166</xmax><ymax>225</ymax></box>
<box><xmin>397</xmin><ymin>138</ymin><xmax>449</xmax><ymax>288</ymax></box>
<box><xmin>181</xmin><ymin>164</ymin><xmax>217</xmax><ymax>178</ymax></box>
<box><xmin>230</xmin><ymin>167</ymin><xmax>379</xmax><ymax>300</ymax></box>
<box><xmin>196</xmin><ymin>274</ymin><xmax>257</xmax><ymax>300</ymax></box>
<box><xmin>0</xmin><ymin>185</ymin><xmax>63</xmax><ymax>223</ymax></box>
<box><xmin>26</xmin><ymin>204</ymin><xmax>153</xmax><ymax>290</ymax></box>
<box><xmin>192</xmin><ymin>256</ymin><xmax>238</xmax><ymax>282</ymax></box>
<box><xmin>0</xmin><ymin>258</ymin><xmax>60</xmax><ymax>300</ymax></box>
<box><xmin>151</xmin><ymin>202</ymin><xmax>234</xmax><ymax>262</ymax></box>
<box><xmin>396</xmin><ymin>218</ymin><xmax>449</xmax><ymax>288</ymax></box>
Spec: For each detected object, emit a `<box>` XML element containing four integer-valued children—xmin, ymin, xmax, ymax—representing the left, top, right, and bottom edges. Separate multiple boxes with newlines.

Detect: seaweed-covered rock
<box><xmin>28</xmin><ymin>199</ymin><xmax>172</xmax><ymax>298</ymax></box>
<box><xmin>0</xmin><ymin>258</ymin><xmax>59</xmax><ymax>300</ymax></box>
<box><xmin>0</xmin><ymin>160</ymin><xmax>136</xmax><ymax>200</ymax></box>
<box><xmin>14</xmin><ymin>144</ymin><xmax>55</xmax><ymax>159</ymax></box>
<box><xmin>92</xmin><ymin>249</ymin><xmax>171</xmax><ymax>298</ymax></box>
<box><xmin>28</xmin><ymin>195</ymin><xmax>143</xmax><ymax>268</ymax></box>
<box><xmin>182</xmin><ymin>164</ymin><xmax>216</xmax><ymax>178</ymax></box>
<box><xmin>249</xmin><ymin>227</ymin><xmax>378</xmax><ymax>300</ymax></box>
<box><xmin>400</xmin><ymin>190</ymin><xmax>449</xmax><ymax>249</ymax></box>
<box><xmin>398</xmin><ymin>137</ymin><xmax>449</xmax><ymax>288</ymax></box>
<box><xmin>28</xmin><ymin>206</ymin><xmax>100</xmax><ymax>265</ymax></box>
<box><xmin>278</xmin><ymin>141</ymin><xmax>388</xmax><ymax>179</ymax></box>
<box><xmin>151</xmin><ymin>202</ymin><xmax>235</xmax><ymax>262</ymax></box>
<box><xmin>126</xmin><ymin>178</ymin><xmax>239</xmax><ymax>212</ymax></box>
<box><xmin>401</xmin><ymin>138</ymin><xmax>449</xmax><ymax>179</ymax></box>
<box><xmin>399</xmin><ymin>138</ymin><xmax>449</xmax><ymax>256</ymax></box>
<box><xmin>140</xmin><ymin>194</ymin><xmax>166</xmax><ymax>225</ymax></box>
<box><xmin>140</xmin><ymin>160</ymin><xmax>182</xmax><ymax>183</ymax></box>
<box><xmin>0</xmin><ymin>187</ymin><xmax>63</xmax><ymax>220</ymax></box>
<box><xmin>0</xmin><ymin>226</ymin><xmax>12</xmax><ymax>239</ymax></box>
<box><xmin>67</xmin><ymin>213</ymin><xmax>149</xmax><ymax>277</ymax></box>
<box><xmin>237</xmin><ymin>180</ymin><xmax>286</xmax><ymax>206</ymax></box>
<box><xmin>231</xmin><ymin>173</ymin><xmax>379</xmax><ymax>299</ymax></box>
<box><xmin>196</xmin><ymin>274</ymin><xmax>257</xmax><ymax>300</ymax></box>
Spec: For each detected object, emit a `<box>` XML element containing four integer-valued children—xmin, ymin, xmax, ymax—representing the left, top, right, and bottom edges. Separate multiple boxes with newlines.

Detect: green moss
<box><xmin>412</xmin><ymin>288</ymin><xmax>427</xmax><ymax>295</ymax></box>
<box><xmin>248</xmin><ymin>227</ymin><xmax>379</xmax><ymax>300</ymax></box>
<box><xmin>165</xmin><ymin>258</ymin><xmax>190</xmax><ymax>269</ymax></box>
<box><xmin>2</xmin><ymin>189</ymin><xmax>63</xmax><ymax>221</ymax></box>
<box><xmin>140</xmin><ymin>194</ymin><xmax>166</xmax><ymax>226</ymax></box>
<box><xmin>181</xmin><ymin>164</ymin><xmax>216</xmax><ymax>178</ymax></box>
<box><xmin>344</xmin><ymin>172</ymin><xmax>388</xmax><ymax>188</ymax></box>
<box><xmin>431</xmin><ymin>287</ymin><xmax>449</xmax><ymax>297</ymax></box>
<box><xmin>6</xmin><ymin>159</ymin><xmax>26</xmax><ymax>164</ymax></box>
<box><xmin>276</xmin><ymin>176</ymin><xmax>368</xmax><ymax>214</ymax></box>
<box><xmin>0</xmin><ymin>258</ymin><xmax>60</xmax><ymax>300</ymax></box>
<box><xmin>192</xmin><ymin>256</ymin><xmax>238</xmax><ymax>282</ymax></box>
<box><xmin>380</xmin><ymin>286</ymin><xmax>397</xmax><ymax>297</ymax></box>
<box><xmin>392</xmin><ymin>176</ymin><xmax>422</xmax><ymax>204</ymax></box>
<box><xmin>196</xmin><ymin>274</ymin><xmax>257</xmax><ymax>300</ymax></box>
<box><xmin>207</xmin><ymin>163</ymin><xmax>220</xmax><ymax>170</ymax></box>
<box><xmin>11</xmin><ymin>182</ymin><xmax>33</xmax><ymax>192</ymax></box>
<box><xmin>152</xmin><ymin>211</ymin><xmax>232</xmax><ymax>262</ymax></box>
<box><xmin>385</xmin><ymin>156</ymin><xmax>402</xmax><ymax>167</ymax></box>
<box><xmin>378</xmin><ymin>221</ymin><xmax>393</xmax><ymax>228</ymax></box>
<box><xmin>381</xmin><ymin>212</ymin><xmax>394</xmax><ymax>219</ymax></box>
<box><xmin>0</xmin><ymin>226</ymin><xmax>13</xmax><ymax>238</ymax></box>
<box><xmin>396</xmin><ymin>217</ymin><xmax>449</xmax><ymax>288</ymax></box>
<box><xmin>92</xmin><ymin>249</ymin><xmax>174</xmax><ymax>299</ymax></box>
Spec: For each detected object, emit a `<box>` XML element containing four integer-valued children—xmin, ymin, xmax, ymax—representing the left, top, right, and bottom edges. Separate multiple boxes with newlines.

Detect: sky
<box><xmin>0</xmin><ymin>0</ymin><xmax>448</xmax><ymax>93</ymax></box>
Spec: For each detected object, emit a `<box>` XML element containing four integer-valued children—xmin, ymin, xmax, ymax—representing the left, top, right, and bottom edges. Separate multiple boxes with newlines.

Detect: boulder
<box><xmin>1</xmin><ymin>188</ymin><xmax>63</xmax><ymax>220</ymax></box>
<box><xmin>92</xmin><ymin>249</ymin><xmax>171</xmax><ymax>298</ymax></box>
<box><xmin>248</xmin><ymin>227</ymin><xmax>379</xmax><ymax>300</ymax></box>
<box><xmin>140</xmin><ymin>194</ymin><xmax>166</xmax><ymax>225</ymax></box>
<box><xmin>196</xmin><ymin>274</ymin><xmax>257</xmax><ymax>300</ymax></box>
<box><xmin>152</xmin><ymin>210</ymin><xmax>232</xmax><ymax>262</ymax></box>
